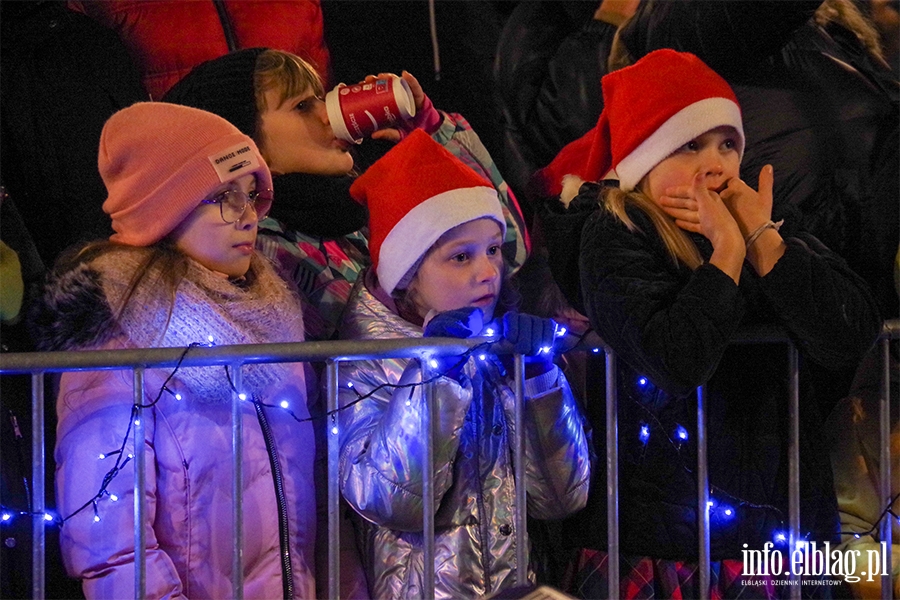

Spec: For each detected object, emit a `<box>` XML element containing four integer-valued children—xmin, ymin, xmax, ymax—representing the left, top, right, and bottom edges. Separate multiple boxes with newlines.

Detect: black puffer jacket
<box><xmin>616</xmin><ymin>0</ymin><xmax>900</xmax><ymax>318</ymax></box>
<box><xmin>493</xmin><ymin>1</ymin><xmax>618</xmax><ymax>217</ymax></box>
<box><xmin>551</xmin><ymin>182</ymin><xmax>882</xmax><ymax>560</ymax></box>
<box><xmin>0</xmin><ymin>1</ymin><xmax>147</xmax><ymax>268</ymax></box>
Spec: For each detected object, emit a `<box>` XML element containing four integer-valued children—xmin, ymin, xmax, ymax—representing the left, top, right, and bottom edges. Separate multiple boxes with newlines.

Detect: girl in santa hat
<box><xmin>536</xmin><ymin>49</ymin><xmax>881</xmax><ymax>598</ymax></box>
<box><xmin>163</xmin><ymin>48</ymin><xmax>529</xmax><ymax>342</ymax></box>
<box><xmin>336</xmin><ymin>129</ymin><xmax>591</xmax><ymax>599</ymax></box>
<box><xmin>30</xmin><ymin>103</ymin><xmax>319</xmax><ymax>599</ymax></box>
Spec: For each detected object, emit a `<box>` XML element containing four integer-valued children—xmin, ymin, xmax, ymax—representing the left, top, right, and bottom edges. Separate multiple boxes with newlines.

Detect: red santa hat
<box><xmin>535</xmin><ymin>49</ymin><xmax>744</xmax><ymax>196</ymax></box>
<box><xmin>349</xmin><ymin>130</ymin><xmax>506</xmax><ymax>295</ymax></box>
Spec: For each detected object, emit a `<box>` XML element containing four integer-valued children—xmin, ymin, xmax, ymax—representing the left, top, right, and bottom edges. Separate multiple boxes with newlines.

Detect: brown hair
<box><xmin>816</xmin><ymin>0</ymin><xmax>885</xmax><ymax>62</ymax></box>
<box><xmin>56</xmin><ymin>240</ymin><xmax>189</xmax><ymax>332</ymax></box>
<box><xmin>253</xmin><ymin>49</ymin><xmax>325</xmax><ymax>115</ymax></box>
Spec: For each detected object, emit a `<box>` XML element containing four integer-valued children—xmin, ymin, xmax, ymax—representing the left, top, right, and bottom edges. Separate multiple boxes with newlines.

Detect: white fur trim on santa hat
<box><xmin>615</xmin><ymin>97</ymin><xmax>744</xmax><ymax>192</ymax></box>
<box><xmin>377</xmin><ymin>186</ymin><xmax>505</xmax><ymax>295</ymax></box>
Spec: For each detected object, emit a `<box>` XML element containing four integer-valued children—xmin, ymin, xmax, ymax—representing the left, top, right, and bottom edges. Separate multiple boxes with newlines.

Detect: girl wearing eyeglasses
<box><xmin>31</xmin><ymin>102</ymin><xmax>318</xmax><ymax>599</ymax></box>
<box><xmin>163</xmin><ymin>48</ymin><xmax>529</xmax><ymax>342</ymax></box>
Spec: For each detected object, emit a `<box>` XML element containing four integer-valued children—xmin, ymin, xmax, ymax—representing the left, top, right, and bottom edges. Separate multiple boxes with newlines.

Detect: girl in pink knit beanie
<box><xmin>32</xmin><ymin>102</ymin><xmax>320</xmax><ymax>599</ymax></box>
<box><xmin>163</xmin><ymin>48</ymin><xmax>529</xmax><ymax>342</ymax></box>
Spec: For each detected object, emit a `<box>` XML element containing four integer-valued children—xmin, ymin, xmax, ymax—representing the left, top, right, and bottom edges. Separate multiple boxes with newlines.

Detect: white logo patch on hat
<box><xmin>208</xmin><ymin>142</ymin><xmax>260</xmax><ymax>182</ymax></box>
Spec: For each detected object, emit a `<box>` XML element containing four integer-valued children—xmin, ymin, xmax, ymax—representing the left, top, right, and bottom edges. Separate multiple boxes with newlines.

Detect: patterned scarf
<box><xmin>92</xmin><ymin>249</ymin><xmax>305</xmax><ymax>404</ymax></box>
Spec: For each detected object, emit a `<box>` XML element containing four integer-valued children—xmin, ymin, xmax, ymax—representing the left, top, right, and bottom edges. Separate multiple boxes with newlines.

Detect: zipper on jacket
<box><xmin>212</xmin><ymin>0</ymin><xmax>238</xmax><ymax>52</ymax></box>
<box><xmin>254</xmin><ymin>399</ymin><xmax>294</xmax><ymax>599</ymax></box>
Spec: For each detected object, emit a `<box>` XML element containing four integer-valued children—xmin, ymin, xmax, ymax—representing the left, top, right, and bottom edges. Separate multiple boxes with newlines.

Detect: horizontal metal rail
<box><xmin>0</xmin><ymin>337</ymin><xmax>481</xmax><ymax>374</ymax></box>
<box><xmin>2</xmin><ymin>320</ymin><xmax>897</xmax><ymax>599</ymax></box>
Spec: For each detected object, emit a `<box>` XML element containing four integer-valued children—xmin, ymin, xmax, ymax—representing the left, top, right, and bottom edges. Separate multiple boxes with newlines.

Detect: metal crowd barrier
<box><xmin>0</xmin><ymin>321</ymin><xmax>897</xmax><ymax>600</ymax></box>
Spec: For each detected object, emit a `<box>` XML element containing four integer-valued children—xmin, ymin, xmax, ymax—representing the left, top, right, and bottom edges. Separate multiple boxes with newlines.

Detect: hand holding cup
<box><xmin>324</xmin><ymin>74</ymin><xmax>416</xmax><ymax>143</ymax></box>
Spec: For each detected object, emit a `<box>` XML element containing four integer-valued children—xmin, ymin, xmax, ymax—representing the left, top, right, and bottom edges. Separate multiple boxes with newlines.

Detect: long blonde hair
<box><xmin>815</xmin><ymin>0</ymin><xmax>886</xmax><ymax>62</ymax></box>
<box><xmin>602</xmin><ymin>186</ymin><xmax>703</xmax><ymax>270</ymax></box>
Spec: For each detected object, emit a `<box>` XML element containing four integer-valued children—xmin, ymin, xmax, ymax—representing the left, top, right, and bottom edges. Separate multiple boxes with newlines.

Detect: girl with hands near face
<box><xmin>653</xmin><ymin>128</ymin><xmax>784</xmax><ymax>281</ymax></box>
<box><xmin>336</xmin><ymin>132</ymin><xmax>590</xmax><ymax>599</ymax></box>
<box><xmin>536</xmin><ymin>50</ymin><xmax>880</xmax><ymax>598</ymax></box>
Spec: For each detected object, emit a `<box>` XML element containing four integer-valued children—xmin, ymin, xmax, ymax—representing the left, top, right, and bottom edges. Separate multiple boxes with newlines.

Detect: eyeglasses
<box><xmin>201</xmin><ymin>188</ymin><xmax>273</xmax><ymax>224</ymax></box>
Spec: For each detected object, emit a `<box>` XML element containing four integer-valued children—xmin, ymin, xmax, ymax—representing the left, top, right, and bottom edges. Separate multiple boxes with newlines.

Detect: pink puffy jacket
<box><xmin>54</xmin><ymin>349</ymin><xmax>318</xmax><ymax>599</ymax></box>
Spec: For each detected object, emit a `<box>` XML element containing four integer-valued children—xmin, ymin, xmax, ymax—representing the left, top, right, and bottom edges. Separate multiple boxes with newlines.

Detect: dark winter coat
<box><xmin>494</xmin><ymin>1</ymin><xmax>618</xmax><ymax>211</ymax></box>
<box><xmin>0</xmin><ymin>1</ymin><xmax>147</xmax><ymax>267</ymax></box>
<box><xmin>617</xmin><ymin>0</ymin><xmax>900</xmax><ymax>318</ymax></box>
<box><xmin>549</xmin><ymin>182</ymin><xmax>881</xmax><ymax>560</ymax></box>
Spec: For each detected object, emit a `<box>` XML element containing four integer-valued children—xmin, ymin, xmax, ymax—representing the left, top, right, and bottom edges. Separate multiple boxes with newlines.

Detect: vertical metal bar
<box><xmin>31</xmin><ymin>372</ymin><xmax>45</xmax><ymax>600</ymax></box>
<box><xmin>513</xmin><ymin>353</ymin><xmax>527</xmax><ymax>585</ymax></box>
<box><xmin>133</xmin><ymin>369</ymin><xmax>146</xmax><ymax>600</ymax></box>
<box><xmin>231</xmin><ymin>365</ymin><xmax>244</xmax><ymax>600</ymax></box>
<box><xmin>326</xmin><ymin>360</ymin><xmax>340</xmax><ymax>600</ymax></box>
<box><xmin>880</xmin><ymin>338</ymin><xmax>892</xmax><ymax>599</ymax></box>
<box><xmin>787</xmin><ymin>345</ymin><xmax>800</xmax><ymax>600</ymax></box>
<box><xmin>422</xmin><ymin>361</ymin><xmax>436</xmax><ymax>600</ymax></box>
<box><xmin>697</xmin><ymin>384</ymin><xmax>710</xmax><ymax>600</ymax></box>
<box><xmin>605</xmin><ymin>349</ymin><xmax>620</xmax><ymax>598</ymax></box>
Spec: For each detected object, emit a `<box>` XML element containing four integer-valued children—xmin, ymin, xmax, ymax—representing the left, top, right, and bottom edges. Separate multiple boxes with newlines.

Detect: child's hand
<box><xmin>719</xmin><ymin>164</ymin><xmax>775</xmax><ymax>239</ymax></box>
<box><xmin>660</xmin><ymin>173</ymin><xmax>745</xmax><ymax>282</ymax></box>
<box><xmin>399</xmin><ymin>71</ymin><xmax>443</xmax><ymax>135</ymax></box>
<box><xmin>423</xmin><ymin>307</ymin><xmax>484</xmax><ymax>339</ymax></box>
<box><xmin>399</xmin><ymin>70</ymin><xmax>426</xmax><ymax>113</ymax></box>
<box><xmin>501</xmin><ymin>312</ymin><xmax>558</xmax><ymax>357</ymax></box>
<box><xmin>422</xmin><ymin>307</ymin><xmax>484</xmax><ymax>381</ymax></box>
<box><xmin>660</xmin><ymin>172</ymin><xmax>743</xmax><ymax>251</ymax></box>
<box><xmin>722</xmin><ymin>165</ymin><xmax>785</xmax><ymax>275</ymax></box>
<box><xmin>553</xmin><ymin>306</ymin><xmax>591</xmax><ymax>338</ymax></box>
<box><xmin>498</xmin><ymin>312</ymin><xmax>559</xmax><ymax>378</ymax></box>
<box><xmin>366</xmin><ymin>71</ymin><xmax>443</xmax><ymax>142</ymax></box>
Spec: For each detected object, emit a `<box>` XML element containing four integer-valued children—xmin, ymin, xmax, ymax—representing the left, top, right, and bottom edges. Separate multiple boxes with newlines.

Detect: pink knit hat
<box><xmin>536</xmin><ymin>49</ymin><xmax>744</xmax><ymax>195</ymax></box>
<box><xmin>349</xmin><ymin>130</ymin><xmax>505</xmax><ymax>295</ymax></box>
<box><xmin>99</xmin><ymin>102</ymin><xmax>272</xmax><ymax>246</ymax></box>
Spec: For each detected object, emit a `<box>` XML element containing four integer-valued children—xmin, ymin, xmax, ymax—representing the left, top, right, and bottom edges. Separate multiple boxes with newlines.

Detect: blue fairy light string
<box><xmin>3</xmin><ymin>333</ymin><xmax>898</xmax><ymax>553</ymax></box>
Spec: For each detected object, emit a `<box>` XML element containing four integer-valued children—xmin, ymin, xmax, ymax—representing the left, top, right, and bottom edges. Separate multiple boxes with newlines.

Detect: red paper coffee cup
<box><xmin>325</xmin><ymin>77</ymin><xmax>416</xmax><ymax>143</ymax></box>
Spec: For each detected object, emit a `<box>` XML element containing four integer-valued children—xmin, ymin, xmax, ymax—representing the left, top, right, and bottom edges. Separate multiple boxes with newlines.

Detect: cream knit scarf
<box><xmin>91</xmin><ymin>248</ymin><xmax>306</xmax><ymax>404</ymax></box>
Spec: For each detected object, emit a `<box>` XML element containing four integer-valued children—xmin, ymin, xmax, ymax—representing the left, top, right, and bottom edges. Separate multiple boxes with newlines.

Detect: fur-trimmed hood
<box><xmin>30</xmin><ymin>261</ymin><xmax>119</xmax><ymax>352</ymax></box>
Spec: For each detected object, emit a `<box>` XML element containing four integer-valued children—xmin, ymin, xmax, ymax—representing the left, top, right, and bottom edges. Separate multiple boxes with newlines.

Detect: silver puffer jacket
<box><xmin>337</xmin><ymin>275</ymin><xmax>591</xmax><ymax>599</ymax></box>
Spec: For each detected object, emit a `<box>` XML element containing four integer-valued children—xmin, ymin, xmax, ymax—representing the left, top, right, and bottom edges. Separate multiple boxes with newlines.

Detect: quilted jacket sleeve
<box><xmin>752</xmin><ymin>232</ymin><xmax>882</xmax><ymax>369</ymax></box>
<box><xmin>338</xmin><ymin>358</ymin><xmax>473</xmax><ymax>532</ymax></box>
<box><xmin>55</xmin><ymin>364</ymin><xmax>186</xmax><ymax>600</ymax></box>
<box><xmin>618</xmin><ymin>0</ymin><xmax>820</xmax><ymax>78</ymax></box>
<box><xmin>494</xmin><ymin>1</ymin><xmax>617</xmax><ymax>198</ymax></box>
<box><xmin>70</xmin><ymin>0</ymin><xmax>332</xmax><ymax>100</ymax></box>
<box><xmin>512</xmin><ymin>366</ymin><xmax>592</xmax><ymax>520</ymax></box>
<box><xmin>579</xmin><ymin>207</ymin><xmax>745</xmax><ymax>396</ymax></box>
